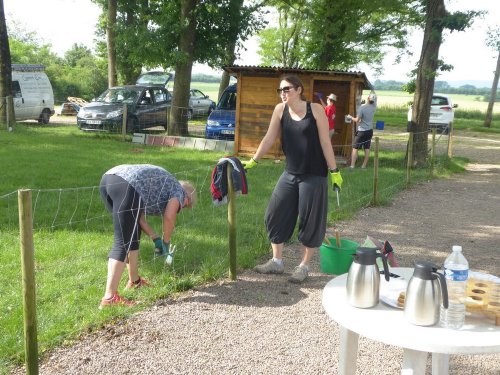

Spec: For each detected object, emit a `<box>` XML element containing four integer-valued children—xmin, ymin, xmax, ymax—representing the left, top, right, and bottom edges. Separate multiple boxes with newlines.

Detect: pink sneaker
<box><xmin>99</xmin><ymin>293</ymin><xmax>135</xmax><ymax>309</ymax></box>
<box><xmin>125</xmin><ymin>276</ymin><xmax>150</xmax><ymax>289</ymax></box>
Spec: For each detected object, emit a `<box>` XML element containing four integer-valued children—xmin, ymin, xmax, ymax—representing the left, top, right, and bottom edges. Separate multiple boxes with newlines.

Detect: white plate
<box><xmin>380</xmin><ymin>276</ymin><xmax>407</xmax><ymax>309</ymax></box>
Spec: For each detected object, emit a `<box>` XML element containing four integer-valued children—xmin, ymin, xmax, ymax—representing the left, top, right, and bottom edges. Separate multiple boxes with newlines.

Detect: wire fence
<box><xmin>0</xmin><ymin>112</ymin><xmax>459</xmax><ymax>373</ymax></box>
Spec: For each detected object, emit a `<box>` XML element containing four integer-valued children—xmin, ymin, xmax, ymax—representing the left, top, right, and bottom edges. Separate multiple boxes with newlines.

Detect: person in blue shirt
<box><xmin>98</xmin><ymin>164</ymin><xmax>196</xmax><ymax>308</ymax></box>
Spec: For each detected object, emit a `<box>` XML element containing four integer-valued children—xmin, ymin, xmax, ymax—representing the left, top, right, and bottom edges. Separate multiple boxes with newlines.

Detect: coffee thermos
<box><xmin>346</xmin><ymin>247</ymin><xmax>390</xmax><ymax>308</ymax></box>
<box><xmin>404</xmin><ymin>260</ymin><xmax>449</xmax><ymax>326</ymax></box>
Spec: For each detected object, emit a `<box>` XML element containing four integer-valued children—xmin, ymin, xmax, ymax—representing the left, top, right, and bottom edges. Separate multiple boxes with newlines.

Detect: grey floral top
<box><xmin>105</xmin><ymin>164</ymin><xmax>185</xmax><ymax>215</ymax></box>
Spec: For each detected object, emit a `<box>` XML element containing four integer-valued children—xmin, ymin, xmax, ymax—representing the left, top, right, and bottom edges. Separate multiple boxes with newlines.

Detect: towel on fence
<box><xmin>211</xmin><ymin>157</ymin><xmax>248</xmax><ymax>206</ymax></box>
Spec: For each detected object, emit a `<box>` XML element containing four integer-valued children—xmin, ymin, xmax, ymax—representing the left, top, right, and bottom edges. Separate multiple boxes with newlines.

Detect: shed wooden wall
<box><xmin>236</xmin><ymin>75</ymin><xmax>281</xmax><ymax>158</ymax></box>
<box><xmin>234</xmin><ymin>72</ymin><xmax>367</xmax><ymax>163</ymax></box>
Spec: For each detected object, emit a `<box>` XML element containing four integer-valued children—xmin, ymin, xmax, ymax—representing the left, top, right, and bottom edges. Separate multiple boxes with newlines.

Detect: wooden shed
<box><xmin>223</xmin><ymin>65</ymin><xmax>372</xmax><ymax>163</ymax></box>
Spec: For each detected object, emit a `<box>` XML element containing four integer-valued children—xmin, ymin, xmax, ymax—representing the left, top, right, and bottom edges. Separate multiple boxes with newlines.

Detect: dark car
<box><xmin>77</xmin><ymin>85</ymin><xmax>171</xmax><ymax>133</ymax></box>
<box><xmin>205</xmin><ymin>84</ymin><xmax>237</xmax><ymax>140</ymax></box>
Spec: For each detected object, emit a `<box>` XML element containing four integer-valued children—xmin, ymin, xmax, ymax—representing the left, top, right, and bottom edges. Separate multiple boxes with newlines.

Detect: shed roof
<box><xmin>223</xmin><ymin>65</ymin><xmax>373</xmax><ymax>89</ymax></box>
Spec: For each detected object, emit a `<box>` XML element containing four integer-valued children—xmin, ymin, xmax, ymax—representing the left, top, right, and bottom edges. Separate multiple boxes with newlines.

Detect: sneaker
<box><xmin>254</xmin><ymin>259</ymin><xmax>284</xmax><ymax>274</ymax></box>
<box><xmin>99</xmin><ymin>293</ymin><xmax>135</xmax><ymax>309</ymax></box>
<box><xmin>125</xmin><ymin>276</ymin><xmax>150</xmax><ymax>289</ymax></box>
<box><xmin>288</xmin><ymin>266</ymin><xmax>308</xmax><ymax>283</ymax></box>
<box><xmin>347</xmin><ymin>166</ymin><xmax>354</xmax><ymax>171</ymax></box>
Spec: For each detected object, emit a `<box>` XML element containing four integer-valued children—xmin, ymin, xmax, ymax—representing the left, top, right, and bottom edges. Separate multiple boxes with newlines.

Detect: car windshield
<box><xmin>217</xmin><ymin>90</ymin><xmax>236</xmax><ymax>110</ymax></box>
<box><xmin>97</xmin><ymin>88</ymin><xmax>140</xmax><ymax>104</ymax></box>
<box><xmin>431</xmin><ymin>96</ymin><xmax>449</xmax><ymax>106</ymax></box>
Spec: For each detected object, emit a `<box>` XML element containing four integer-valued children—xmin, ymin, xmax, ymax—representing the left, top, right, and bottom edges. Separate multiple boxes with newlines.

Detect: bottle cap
<box><xmin>452</xmin><ymin>245</ymin><xmax>462</xmax><ymax>252</ymax></box>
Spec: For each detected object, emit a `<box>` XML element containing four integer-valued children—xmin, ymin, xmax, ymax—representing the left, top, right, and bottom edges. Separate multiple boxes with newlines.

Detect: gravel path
<box><xmin>10</xmin><ymin>131</ymin><xmax>500</xmax><ymax>375</ymax></box>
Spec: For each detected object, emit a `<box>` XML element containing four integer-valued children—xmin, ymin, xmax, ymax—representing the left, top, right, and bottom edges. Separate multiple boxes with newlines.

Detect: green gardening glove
<box><xmin>153</xmin><ymin>237</ymin><xmax>170</xmax><ymax>257</ymax></box>
<box><xmin>242</xmin><ymin>157</ymin><xmax>258</xmax><ymax>171</ymax></box>
<box><xmin>329</xmin><ymin>169</ymin><xmax>343</xmax><ymax>191</ymax></box>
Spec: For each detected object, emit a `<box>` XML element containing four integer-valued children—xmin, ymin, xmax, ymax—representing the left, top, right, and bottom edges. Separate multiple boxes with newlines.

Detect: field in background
<box><xmin>364</xmin><ymin>90</ymin><xmax>499</xmax><ymax>112</ymax></box>
<box><xmin>190</xmin><ymin>82</ymin><xmax>221</xmax><ymax>103</ymax></box>
<box><xmin>191</xmin><ymin>81</ymin><xmax>499</xmax><ymax>113</ymax></box>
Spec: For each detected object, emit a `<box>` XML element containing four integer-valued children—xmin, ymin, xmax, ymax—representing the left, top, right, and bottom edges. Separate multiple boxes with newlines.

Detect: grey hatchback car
<box><xmin>77</xmin><ymin>84</ymin><xmax>171</xmax><ymax>133</ymax></box>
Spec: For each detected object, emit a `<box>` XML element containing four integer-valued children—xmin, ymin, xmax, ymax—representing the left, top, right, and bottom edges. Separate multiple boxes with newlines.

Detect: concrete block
<box><xmin>204</xmin><ymin>139</ymin><xmax>217</xmax><ymax>150</ymax></box>
<box><xmin>194</xmin><ymin>138</ymin><xmax>207</xmax><ymax>150</ymax></box>
<box><xmin>132</xmin><ymin>133</ymin><xmax>146</xmax><ymax>144</ymax></box>
<box><xmin>183</xmin><ymin>137</ymin><xmax>196</xmax><ymax>148</ymax></box>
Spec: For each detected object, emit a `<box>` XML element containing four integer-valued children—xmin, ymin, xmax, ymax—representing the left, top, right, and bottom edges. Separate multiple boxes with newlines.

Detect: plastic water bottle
<box><xmin>440</xmin><ymin>245</ymin><xmax>469</xmax><ymax>329</ymax></box>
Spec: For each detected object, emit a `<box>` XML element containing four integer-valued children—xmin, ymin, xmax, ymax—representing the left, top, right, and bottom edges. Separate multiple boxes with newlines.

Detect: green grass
<box><xmin>0</xmin><ymin>123</ymin><xmax>465</xmax><ymax>373</ymax></box>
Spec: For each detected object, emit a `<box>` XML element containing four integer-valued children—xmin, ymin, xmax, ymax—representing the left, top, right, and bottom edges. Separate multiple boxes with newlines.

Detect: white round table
<box><xmin>322</xmin><ymin>268</ymin><xmax>500</xmax><ymax>375</ymax></box>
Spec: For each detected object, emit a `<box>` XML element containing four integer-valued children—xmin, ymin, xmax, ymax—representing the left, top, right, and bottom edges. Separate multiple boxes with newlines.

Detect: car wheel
<box><xmin>127</xmin><ymin>118</ymin><xmax>138</xmax><ymax>133</ymax></box>
<box><xmin>38</xmin><ymin>109</ymin><xmax>51</xmax><ymax>124</ymax></box>
<box><xmin>187</xmin><ymin>109</ymin><xmax>193</xmax><ymax>121</ymax></box>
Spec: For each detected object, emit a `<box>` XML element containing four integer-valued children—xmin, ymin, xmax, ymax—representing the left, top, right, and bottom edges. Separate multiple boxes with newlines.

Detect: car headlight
<box><xmin>77</xmin><ymin>108</ymin><xmax>87</xmax><ymax>118</ymax></box>
<box><xmin>106</xmin><ymin>109</ymin><xmax>123</xmax><ymax>119</ymax></box>
<box><xmin>207</xmin><ymin>119</ymin><xmax>220</xmax><ymax>126</ymax></box>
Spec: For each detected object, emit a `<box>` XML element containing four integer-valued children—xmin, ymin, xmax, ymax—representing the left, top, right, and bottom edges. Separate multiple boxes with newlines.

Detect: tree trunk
<box><xmin>218</xmin><ymin>39</ymin><xmax>235</xmax><ymax>100</ymax></box>
<box><xmin>219</xmin><ymin>70</ymin><xmax>232</xmax><ymax>101</ymax></box>
<box><xmin>0</xmin><ymin>0</ymin><xmax>14</xmax><ymax>129</ymax></box>
<box><xmin>170</xmin><ymin>0</ymin><xmax>197</xmax><ymax>136</ymax></box>
<box><xmin>484</xmin><ymin>51</ymin><xmax>500</xmax><ymax>128</ymax></box>
<box><xmin>106</xmin><ymin>0</ymin><xmax>118</xmax><ymax>88</ymax></box>
<box><xmin>218</xmin><ymin>0</ymin><xmax>244</xmax><ymax>101</ymax></box>
<box><xmin>411</xmin><ymin>0</ymin><xmax>446</xmax><ymax>167</ymax></box>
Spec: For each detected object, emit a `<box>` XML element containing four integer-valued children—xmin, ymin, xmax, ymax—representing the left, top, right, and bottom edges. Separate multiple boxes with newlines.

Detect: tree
<box><xmin>409</xmin><ymin>0</ymin><xmax>478</xmax><ymax>167</ymax></box>
<box><xmin>484</xmin><ymin>27</ymin><xmax>500</xmax><ymax>128</ymax></box>
<box><xmin>258</xmin><ymin>0</ymin><xmax>421</xmax><ymax>71</ymax></box>
<box><xmin>90</xmin><ymin>0</ymin><xmax>264</xmax><ymax>135</ymax></box>
<box><xmin>257</xmin><ymin>1</ymin><xmax>307</xmax><ymax>68</ymax></box>
<box><xmin>218</xmin><ymin>0</ymin><xmax>244</xmax><ymax>100</ymax></box>
<box><xmin>0</xmin><ymin>0</ymin><xmax>14</xmax><ymax>129</ymax></box>
<box><xmin>106</xmin><ymin>0</ymin><xmax>117</xmax><ymax>88</ymax></box>
<box><xmin>170</xmin><ymin>0</ymin><xmax>198</xmax><ymax>136</ymax></box>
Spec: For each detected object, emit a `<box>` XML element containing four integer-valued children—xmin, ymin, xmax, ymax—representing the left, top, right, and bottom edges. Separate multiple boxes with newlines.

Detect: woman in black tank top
<box><xmin>242</xmin><ymin>74</ymin><xmax>343</xmax><ymax>283</ymax></box>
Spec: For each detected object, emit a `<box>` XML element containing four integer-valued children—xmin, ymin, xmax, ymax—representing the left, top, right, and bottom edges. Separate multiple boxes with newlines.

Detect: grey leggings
<box><xmin>99</xmin><ymin>174</ymin><xmax>143</xmax><ymax>262</ymax></box>
<box><xmin>265</xmin><ymin>171</ymin><xmax>328</xmax><ymax>248</ymax></box>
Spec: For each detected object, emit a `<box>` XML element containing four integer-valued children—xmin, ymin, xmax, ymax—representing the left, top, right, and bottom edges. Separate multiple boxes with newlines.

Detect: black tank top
<box><xmin>281</xmin><ymin>102</ymin><xmax>327</xmax><ymax>177</ymax></box>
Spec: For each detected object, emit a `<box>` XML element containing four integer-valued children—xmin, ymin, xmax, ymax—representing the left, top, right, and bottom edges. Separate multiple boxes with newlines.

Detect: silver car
<box><xmin>188</xmin><ymin>89</ymin><xmax>216</xmax><ymax>119</ymax></box>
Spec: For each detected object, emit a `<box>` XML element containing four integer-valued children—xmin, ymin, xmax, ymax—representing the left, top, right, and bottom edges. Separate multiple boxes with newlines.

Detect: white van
<box><xmin>11</xmin><ymin>64</ymin><xmax>55</xmax><ymax>124</ymax></box>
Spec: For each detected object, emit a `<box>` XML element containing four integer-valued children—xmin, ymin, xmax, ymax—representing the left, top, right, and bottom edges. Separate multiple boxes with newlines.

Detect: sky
<box><xmin>4</xmin><ymin>0</ymin><xmax>499</xmax><ymax>87</ymax></box>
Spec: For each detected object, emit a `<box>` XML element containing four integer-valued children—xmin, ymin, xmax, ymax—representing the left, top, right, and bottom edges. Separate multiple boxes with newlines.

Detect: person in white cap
<box><xmin>347</xmin><ymin>92</ymin><xmax>377</xmax><ymax>170</ymax></box>
<box><xmin>315</xmin><ymin>92</ymin><xmax>337</xmax><ymax>141</ymax></box>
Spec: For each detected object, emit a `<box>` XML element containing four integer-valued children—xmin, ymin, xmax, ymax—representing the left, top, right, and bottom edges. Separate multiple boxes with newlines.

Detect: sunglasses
<box><xmin>276</xmin><ymin>86</ymin><xmax>295</xmax><ymax>94</ymax></box>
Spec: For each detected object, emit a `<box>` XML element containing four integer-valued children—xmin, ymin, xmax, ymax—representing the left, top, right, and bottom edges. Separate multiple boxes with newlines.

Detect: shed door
<box><xmin>312</xmin><ymin>81</ymin><xmax>351</xmax><ymax>158</ymax></box>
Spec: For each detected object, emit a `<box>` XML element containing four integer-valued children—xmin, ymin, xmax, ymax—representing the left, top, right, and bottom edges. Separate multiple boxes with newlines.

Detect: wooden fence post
<box><xmin>447</xmin><ymin>123</ymin><xmax>453</xmax><ymax>158</ymax></box>
<box><xmin>121</xmin><ymin>104</ymin><xmax>128</xmax><ymax>140</ymax></box>
<box><xmin>7</xmin><ymin>95</ymin><xmax>13</xmax><ymax>131</ymax></box>
<box><xmin>372</xmin><ymin>137</ymin><xmax>379</xmax><ymax>205</ymax></box>
<box><xmin>227</xmin><ymin>164</ymin><xmax>237</xmax><ymax>280</ymax></box>
<box><xmin>406</xmin><ymin>132</ymin><xmax>413</xmax><ymax>187</ymax></box>
<box><xmin>430</xmin><ymin>128</ymin><xmax>436</xmax><ymax>177</ymax></box>
<box><xmin>18</xmin><ymin>189</ymin><xmax>38</xmax><ymax>375</ymax></box>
